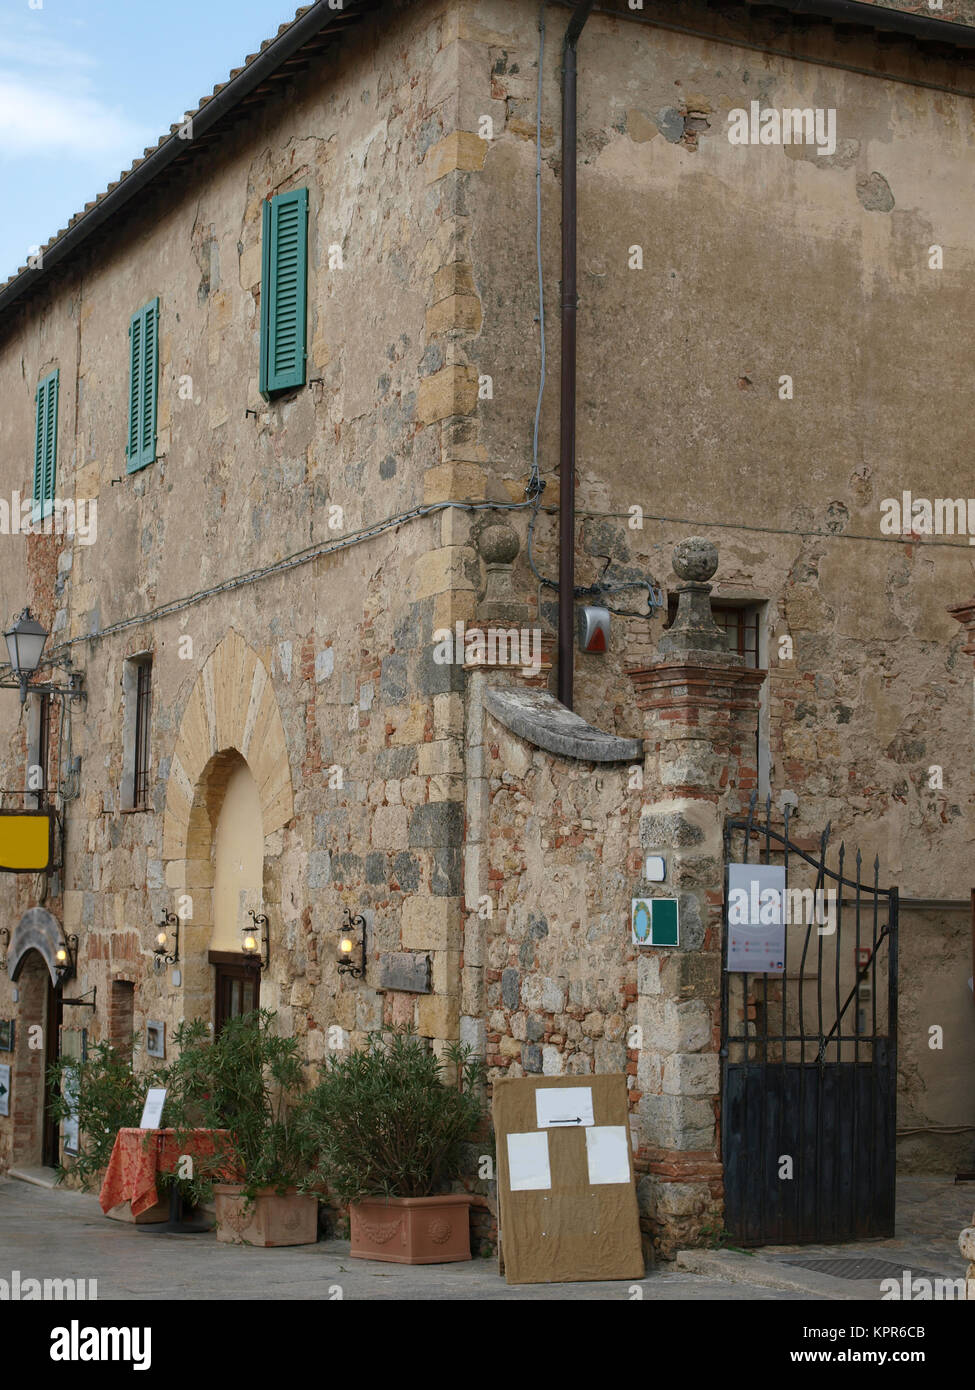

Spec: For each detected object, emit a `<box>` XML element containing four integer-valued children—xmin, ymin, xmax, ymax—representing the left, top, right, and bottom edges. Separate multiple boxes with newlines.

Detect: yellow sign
<box><xmin>0</xmin><ymin>811</ymin><xmax>53</xmax><ymax>872</ymax></box>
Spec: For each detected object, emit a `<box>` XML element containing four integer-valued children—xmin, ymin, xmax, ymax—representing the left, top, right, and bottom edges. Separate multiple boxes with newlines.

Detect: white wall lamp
<box><xmin>1</xmin><ymin>608</ymin><xmax>85</xmax><ymax>706</ymax></box>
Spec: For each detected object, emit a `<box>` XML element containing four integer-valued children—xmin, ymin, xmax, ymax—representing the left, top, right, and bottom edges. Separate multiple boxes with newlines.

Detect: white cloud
<box><xmin>0</xmin><ymin>73</ymin><xmax>148</xmax><ymax>157</ymax></box>
<box><xmin>0</xmin><ymin>34</ymin><xmax>95</xmax><ymax>72</ymax></box>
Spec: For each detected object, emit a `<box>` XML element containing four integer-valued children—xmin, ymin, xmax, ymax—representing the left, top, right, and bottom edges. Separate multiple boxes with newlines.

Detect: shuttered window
<box><xmin>127</xmin><ymin>298</ymin><xmax>159</xmax><ymax>473</ymax></box>
<box><xmin>259</xmin><ymin>189</ymin><xmax>308</xmax><ymax>398</ymax></box>
<box><xmin>32</xmin><ymin>369</ymin><xmax>59</xmax><ymax>520</ymax></box>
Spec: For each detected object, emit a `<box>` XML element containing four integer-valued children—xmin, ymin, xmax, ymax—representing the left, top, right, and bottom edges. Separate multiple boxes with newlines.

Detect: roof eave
<box><xmin>0</xmin><ymin>0</ymin><xmax>376</xmax><ymax>322</ymax></box>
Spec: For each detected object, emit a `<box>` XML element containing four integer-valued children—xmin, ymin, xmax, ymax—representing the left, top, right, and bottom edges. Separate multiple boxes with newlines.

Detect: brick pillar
<box><xmin>627</xmin><ymin>538</ymin><xmax>765</xmax><ymax>1258</ymax></box>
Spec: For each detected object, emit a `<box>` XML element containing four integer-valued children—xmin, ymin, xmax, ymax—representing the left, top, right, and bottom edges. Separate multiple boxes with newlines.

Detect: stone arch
<box><xmin>9</xmin><ymin>945</ymin><xmax>58</xmax><ymax>1166</ymax></box>
<box><xmin>8</xmin><ymin>906</ymin><xmax>63</xmax><ymax>986</ymax></box>
<box><xmin>163</xmin><ymin>629</ymin><xmax>293</xmax><ymax>862</ymax></box>
<box><xmin>162</xmin><ymin>631</ymin><xmax>293</xmax><ymax>1022</ymax></box>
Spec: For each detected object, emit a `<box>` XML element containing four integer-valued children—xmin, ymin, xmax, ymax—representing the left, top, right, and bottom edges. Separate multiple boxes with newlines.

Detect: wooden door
<box><xmin>213</xmin><ymin>962</ymin><xmax>259</xmax><ymax>1035</ymax></box>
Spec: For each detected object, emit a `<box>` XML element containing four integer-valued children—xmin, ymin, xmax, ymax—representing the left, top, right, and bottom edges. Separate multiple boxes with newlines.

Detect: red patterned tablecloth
<box><xmin>98</xmin><ymin>1128</ymin><xmax>240</xmax><ymax>1216</ymax></box>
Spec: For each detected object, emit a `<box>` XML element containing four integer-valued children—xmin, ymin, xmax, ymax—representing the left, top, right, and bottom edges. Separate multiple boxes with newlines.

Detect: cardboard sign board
<box><xmin>0</xmin><ymin>810</ymin><xmax>53</xmax><ymax>873</ymax></box>
<box><xmin>726</xmin><ymin>863</ymin><xmax>786</xmax><ymax>974</ymax></box>
<box><xmin>493</xmin><ymin>1074</ymin><xmax>644</xmax><ymax>1285</ymax></box>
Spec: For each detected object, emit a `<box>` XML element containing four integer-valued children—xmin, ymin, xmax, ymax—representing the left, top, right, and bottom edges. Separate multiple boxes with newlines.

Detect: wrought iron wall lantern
<box><xmin>154</xmin><ymin>911</ymin><xmax>180</xmax><ymax>968</ymax></box>
<box><xmin>242</xmin><ymin>910</ymin><xmax>270</xmax><ymax>971</ymax></box>
<box><xmin>338</xmin><ymin>907</ymin><xmax>365</xmax><ymax>979</ymax></box>
<box><xmin>55</xmin><ymin>933</ymin><xmax>79</xmax><ymax>981</ymax></box>
<box><xmin>1</xmin><ymin>608</ymin><xmax>85</xmax><ymax>706</ymax></box>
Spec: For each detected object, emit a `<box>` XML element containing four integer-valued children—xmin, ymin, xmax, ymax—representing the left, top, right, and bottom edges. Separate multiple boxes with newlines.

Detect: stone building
<box><xmin>0</xmin><ymin>0</ymin><xmax>973</xmax><ymax>1259</ymax></box>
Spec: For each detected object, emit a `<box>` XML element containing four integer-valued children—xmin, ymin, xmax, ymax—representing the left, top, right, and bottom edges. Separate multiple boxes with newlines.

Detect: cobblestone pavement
<box><xmin>0</xmin><ymin>1179</ymin><xmax>814</xmax><ymax>1301</ymax></box>
<box><xmin>754</xmin><ymin>1177</ymin><xmax>974</xmax><ymax>1281</ymax></box>
<box><xmin>2</xmin><ymin>1175</ymin><xmax>967</xmax><ymax>1301</ymax></box>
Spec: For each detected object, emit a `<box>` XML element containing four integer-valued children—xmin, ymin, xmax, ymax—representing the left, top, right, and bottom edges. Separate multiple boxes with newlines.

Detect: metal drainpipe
<box><xmin>558</xmin><ymin>0</ymin><xmax>595</xmax><ymax>711</ymax></box>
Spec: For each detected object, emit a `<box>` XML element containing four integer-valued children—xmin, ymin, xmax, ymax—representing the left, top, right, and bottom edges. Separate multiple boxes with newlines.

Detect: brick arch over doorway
<box><xmin>162</xmin><ymin>630</ymin><xmax>294</xmax><ymax>1023</ymax></box>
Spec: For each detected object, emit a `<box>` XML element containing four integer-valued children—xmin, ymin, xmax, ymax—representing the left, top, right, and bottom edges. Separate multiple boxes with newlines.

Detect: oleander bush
<box><xmin>300</xmin><ymin>1028</ymin><xmax>487</xmax><ymax>1204</ymax></box>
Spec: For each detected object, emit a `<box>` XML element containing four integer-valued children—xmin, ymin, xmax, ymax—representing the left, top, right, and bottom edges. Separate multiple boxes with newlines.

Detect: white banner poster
<box><xmin>726</xmin><ymin>863</ymin><xmax>786</xmax><ymax>974</ymax></box>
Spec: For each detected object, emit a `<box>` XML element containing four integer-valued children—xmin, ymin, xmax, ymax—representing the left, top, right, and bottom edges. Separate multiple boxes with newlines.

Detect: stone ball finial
<box><xmin>478</xmin><ymin>522</ymin><xmax>520</xmax><ymax>566</ymax></box>
<box><xmin>672</xmin><ymin>536</ymin><xmax>718</xmax><ymax>583</ymax></box>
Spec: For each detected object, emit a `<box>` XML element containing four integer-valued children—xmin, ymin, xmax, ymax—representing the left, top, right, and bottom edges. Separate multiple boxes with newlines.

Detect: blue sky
<box><xmin>0</xmin><ymin>0</ymin><xmax>305</xmax><ymax>281</ymax></box>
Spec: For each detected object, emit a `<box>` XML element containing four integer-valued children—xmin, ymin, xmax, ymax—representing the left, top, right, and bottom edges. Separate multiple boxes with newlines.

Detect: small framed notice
<box><xmin>62</xmin><ymin>1072</ymin><xmax>80</xmax><ymax>1156</ymax></box>
<box><xmin>139</xmin><ymin>1087</ymin><xmax>167</xmax><ymax>1130</ymax></box>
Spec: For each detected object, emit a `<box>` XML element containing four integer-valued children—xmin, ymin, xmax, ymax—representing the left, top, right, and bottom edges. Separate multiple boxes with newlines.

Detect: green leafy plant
<box><xmin>698</xmin><ymin>1220</ymin><xmax>752</xmax><ymax>1254</ymax></box>
<box><xmin>46</xmin><ymin>1040</ymin><xmax>160</xmax><ymax>1190</ymax></box>
<box><xmin>163</xmin><ymin>1009</ymin><xmax>315</xmax><ymax>1202</ymax></box>
<box><xmin>301</xmin><ymin>1028</ymin><xmax>487</xmax><ymax>1204</ymax></box>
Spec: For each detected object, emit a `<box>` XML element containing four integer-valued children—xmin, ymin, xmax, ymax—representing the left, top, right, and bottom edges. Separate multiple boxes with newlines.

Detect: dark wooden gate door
<box><xmin>42</xmin><ymin>976</ymin><xmax>63</xmax><ymax>1167</ymax></box>
<box><xmin>721</xmin><ymin>795</ymin><xmax>898</xmax><ymax>1245</ymax></box>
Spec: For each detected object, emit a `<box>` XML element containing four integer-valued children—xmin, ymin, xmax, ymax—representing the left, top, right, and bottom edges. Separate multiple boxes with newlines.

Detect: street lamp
<box><xmin>0</xmin><ymin>607</ymin><xmax>84</xmax><ymax>705</ymax></box>
<box><xmin>4</xmin><ymin>609</ymin><xmax>48</xmax><ymax>703</ymax></box>
<box><xmin>241</xmin><ymin>910</ymin><xmax>269</xmax><ymax>971</ymax></box>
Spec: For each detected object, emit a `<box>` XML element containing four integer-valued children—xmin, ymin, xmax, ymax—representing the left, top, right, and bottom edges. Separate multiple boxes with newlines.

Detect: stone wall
<box><xmin>0</xmin><ymin>0</ymin><xmax>487</xmax><ymax>1173</ymax></box>
<box><xmin>455</xmin><ymin>0</ymin><xmax>975</xmax><ymax>1174</ymax></box>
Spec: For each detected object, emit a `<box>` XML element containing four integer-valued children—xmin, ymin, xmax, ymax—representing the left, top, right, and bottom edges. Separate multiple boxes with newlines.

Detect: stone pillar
<box><xmin>462</xmin><ymin>522</ymin><xmax>550</xmax><ymax>1068</ymax></box>
<box><xmin>627</xmin><ymin>538</ymin><xmax>766</xmax><ymax>1258</ymax></box>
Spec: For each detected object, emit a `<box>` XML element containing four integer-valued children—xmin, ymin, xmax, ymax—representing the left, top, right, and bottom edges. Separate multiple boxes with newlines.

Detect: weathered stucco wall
<box><xmin>449</xmin><ymin>0</ymin><xmax>975</xmax><ymax>1172</ymax></box>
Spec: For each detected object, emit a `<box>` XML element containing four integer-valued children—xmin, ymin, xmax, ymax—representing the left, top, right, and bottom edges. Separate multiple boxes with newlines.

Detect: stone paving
<box><xmin>754</xmin><ymin>1177</ymin><xmax>974</xmax><ymax>1281</ymax></box>
<box><xmin>1</xmin><ymin>1174</ymin><xmax>968</xmax><ymax>1301</ymax></box>
<box><xmin>0</xmin><ymin>1179</ymin><xmax>810</xmax><ymax>1301</ymax></box>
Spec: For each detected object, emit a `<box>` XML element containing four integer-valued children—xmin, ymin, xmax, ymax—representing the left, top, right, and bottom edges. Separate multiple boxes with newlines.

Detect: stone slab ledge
<box><xmin>483</xmin><ymin>687</ymin><xmax>642</xmax><ymax>763</ymax></box>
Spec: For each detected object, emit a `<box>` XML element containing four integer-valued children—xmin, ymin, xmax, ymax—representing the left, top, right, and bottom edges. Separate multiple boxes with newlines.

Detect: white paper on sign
<box><xmin>138</xmin><ymin>1087</ymin><xmax>167</xmax><ymax>1130</ymax></box>
<box><xmin>585</xmin><ymin>1125</ymin><xmax>632</xmax><ymax>1185</ymax></box>
<box><xmin>507</xmin><ymin>1131</ymin><xmax>552</xmax><ymax>1190</ymax></box>
<box><xmin>535</xmin><ymin>1086</ymin><xmax>595</xmax><ymax>1129</ymax></box>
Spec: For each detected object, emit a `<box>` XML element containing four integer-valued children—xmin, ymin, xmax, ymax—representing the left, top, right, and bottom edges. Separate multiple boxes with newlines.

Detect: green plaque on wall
<box><xmin>631</xmin><ymin>897</ymin><xmax>680</xmax><ymax>947</ymax></box>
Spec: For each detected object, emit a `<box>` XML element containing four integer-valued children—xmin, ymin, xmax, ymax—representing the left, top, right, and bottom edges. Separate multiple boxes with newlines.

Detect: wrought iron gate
<box><xmin>721</xmin><ymin>796</ymin><xmax>898</xmax><ymax>1245</ymax></box>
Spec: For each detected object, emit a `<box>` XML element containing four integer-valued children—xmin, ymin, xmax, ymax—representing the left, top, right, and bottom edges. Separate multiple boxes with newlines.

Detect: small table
<box><xmin>99</xmin><ymin>1128</ymin><xmax>239</xmax><ymax>1234</ymax></box>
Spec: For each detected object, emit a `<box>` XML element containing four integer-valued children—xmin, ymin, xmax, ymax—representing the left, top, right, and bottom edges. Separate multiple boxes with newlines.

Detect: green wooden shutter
<box><xmin>259</xmin><ymin>189</ymin><xmax>308</xmax><ymax>398</ymax></box>
<box><xmin>32</xmin><ymin>370</ymin><xmax>58</xmax><ymax>519</ymax></box>
<box><xmin>127</xmin><ymin>298</ymin><xmax>159</xmax><ymax>472</ymax></box>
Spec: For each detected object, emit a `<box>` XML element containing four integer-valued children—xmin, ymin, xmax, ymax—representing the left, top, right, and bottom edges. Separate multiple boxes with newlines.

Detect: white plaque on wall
<box><xmin>726</xmin><ymin>863</ymin><xmax>786</xmax><ymax>974</ymax></box>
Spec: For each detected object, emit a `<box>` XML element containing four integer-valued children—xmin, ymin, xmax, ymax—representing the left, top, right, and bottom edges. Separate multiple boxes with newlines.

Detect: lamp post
<box><xmin>338</xmin><ymin>908</ymin><xmax>365</xmax><ymax>979</ymax></box>
<box><xmin>4</xmin><ymin>610</ymin><xmax>48</xmax><ymax>704</ymax></box>
<box><xmin>55</xmin><ymin>933</ymin><xmax>78</xmax><ymax>981</ymax></box>
<box><xmin>241</xmin><ymin>910</ymin><xmax>269</xmax><ymax>971</ymax></box>
<box><xmin>154</xmin><ymin>911</ymin><xmax>180</xmax><ymax>968</ymax></box>
<box><xmin>1</xmin><ymin>608</ymin><xmax>84</xmax><ymax>705</ymax></box>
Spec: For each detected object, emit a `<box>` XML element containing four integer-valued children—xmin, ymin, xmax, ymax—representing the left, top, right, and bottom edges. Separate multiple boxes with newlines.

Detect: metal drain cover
<box><xmin>777</xmin><ymin>1256</ymin><xmax>944</xmax><ymax>1281</ymax></box>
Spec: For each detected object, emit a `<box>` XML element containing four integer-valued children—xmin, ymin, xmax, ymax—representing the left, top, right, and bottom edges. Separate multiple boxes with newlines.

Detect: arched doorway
<box><xmin>8</xmin><ymin>909</ymin><xmax>65</xmax><ymax>1169</ymax></box>
<box><xmin>210</xmin><ymin>753</ymin><xmax>264</xmax><ymax>1031</ymax></box>
<box><xmin>162</xmin><ymin>631</ymin><xmax>293</xmax><ymax>1032</ymax></box>
<box><xmin>178</xmin><ymin>749</ymin><xmax>266</xmax><ymax>1032</ymax></box>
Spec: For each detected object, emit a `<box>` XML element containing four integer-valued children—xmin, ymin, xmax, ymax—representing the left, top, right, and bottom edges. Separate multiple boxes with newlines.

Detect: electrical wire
<box><xmin>38</xmin><ymin>497</ymin><xmax>534</xmax><ymax>663</ymax></box>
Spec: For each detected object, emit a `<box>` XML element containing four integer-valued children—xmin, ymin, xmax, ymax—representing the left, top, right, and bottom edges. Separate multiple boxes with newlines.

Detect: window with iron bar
<box><xmin>133</xmin><ymin>660</ymin><xmax>152</xmax><ymax>810</ymax></box>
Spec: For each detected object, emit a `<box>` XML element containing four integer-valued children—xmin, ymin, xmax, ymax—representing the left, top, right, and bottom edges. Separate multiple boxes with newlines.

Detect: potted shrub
<box><xmin>302</xmin><ymin>1029</ymin><xmax>487</xmax><ymax>1264</ymax></box>
<box><xmin>166</xmin><ymin>1010</ymin><xmax>319</xmax><ymax>1247</ymax></box>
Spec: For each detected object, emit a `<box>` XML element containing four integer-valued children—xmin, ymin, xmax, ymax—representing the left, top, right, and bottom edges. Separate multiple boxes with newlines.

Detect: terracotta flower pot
<box><xmin>213</xmin><ymin>1183</ymin><xmax>318</xmax><ymax>1247</ymax></box>
<box><xmin>349</xmin><ymin>1193</ymin><xmax>472</xmax><ymax>1264</ymax></box>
